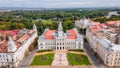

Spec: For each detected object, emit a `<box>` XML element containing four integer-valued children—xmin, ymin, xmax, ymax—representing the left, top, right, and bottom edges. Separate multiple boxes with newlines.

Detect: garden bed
<box><xmin>31</xmin><ymin>54</ymin><xmax>54</xmax><ymax>65</ymax></box>
<box><xmin>67</xmin><ymin>53</ymin><xmax>90</xmax><ymax>65</ymax></box>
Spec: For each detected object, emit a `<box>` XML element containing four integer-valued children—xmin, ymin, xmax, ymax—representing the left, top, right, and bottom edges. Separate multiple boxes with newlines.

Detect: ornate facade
<box><xmin>38</xmin><ymin>22</ymin><xmax>83</xmax><ymax>50</ymax></box>
<box><xmin>86</xmin><ymin>20</ymin><xmax>120</xmax><ymax>66</ymax></box>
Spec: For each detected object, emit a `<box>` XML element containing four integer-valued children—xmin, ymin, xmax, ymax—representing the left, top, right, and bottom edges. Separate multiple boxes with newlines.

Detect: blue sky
<box><xmin>0</xmin><ymin>0</ymin><xmax>120</xmax><ymax>8</ymax></box>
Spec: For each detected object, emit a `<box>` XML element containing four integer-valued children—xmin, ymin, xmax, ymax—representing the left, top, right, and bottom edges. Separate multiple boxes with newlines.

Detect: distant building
<box><xmin>75</xmin><ymin>16</ymin><xmax>90</xmax><ymax>29</ymax></box>
<box><xmin>86</xmin><ymin>20</ymin><xmax>120</xmax><ymax>66</ymax></box>
<box><xmin>38</xmin><ymin>22</ymin><xmax>83</xmax><ymax>50</ymax></box>
<box><xmin>0</xmin><ymin>24</ymin><xmax>38</xmax><ymax>67</ymax></box>
<box><xmin>105</xmin><ymin>11</ymin><xmax>120</xmax><ymax>18</ymax></box>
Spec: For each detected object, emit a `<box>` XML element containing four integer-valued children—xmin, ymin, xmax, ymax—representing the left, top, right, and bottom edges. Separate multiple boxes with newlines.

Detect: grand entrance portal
<box><xmin>56</xmin><ymin>47</ymin><xmax>66</xmax><ymax>50</ymax></box>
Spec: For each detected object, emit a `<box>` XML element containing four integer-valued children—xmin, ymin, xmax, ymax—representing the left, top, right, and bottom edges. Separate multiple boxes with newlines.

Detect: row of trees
<box><xmin>0</xmin><ymin>20</ymin><xmax>75</xmax><ymax>35</ymax></box>
<box><xmin>0</xmin><ymin>9</ymin><xmax>108</xmax><ymax>23</ymax></box>
<box><xmin>93</xmin><ymin>15</ymin><xmax>120</xmax><ymax>23</ymax></box>
<box><xmin>0</xmin><ymin>9</ymin><xmax>119</xmax><ymax>35</ymax></box>
<box><xmin>0</xmin><ymin>22</ymin><xmax>25</xmax><ymax>30</ymax></box>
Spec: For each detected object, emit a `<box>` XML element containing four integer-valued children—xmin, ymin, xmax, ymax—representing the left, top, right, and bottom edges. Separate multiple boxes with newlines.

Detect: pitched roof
<box><xmin>17</xmin><ymin>34</ymin><xmax>30</xmax><ymax>43</ymax></box>
<box><xmin>66</xmin><ymin>30</ymin><xmax>77</xmax><ymax>39</ymax></box>
<box><xmin>0</xmin><ymin>41</ymin><xmax>7</xmax><ymax>53</ymax></box>
<box><xmin>0</xmin><ymin>30</ymin><xmax>19</xmax><ymax>36</ymax></box>
<box><xmin>44</xmin><ymin>30</ymin><xmax>56</xmax><ymax>40</ymax></box>
<box><xmin>106</xmin><ymin>20</ymin><xmax>120</xmax><ymax>25</ymax></box>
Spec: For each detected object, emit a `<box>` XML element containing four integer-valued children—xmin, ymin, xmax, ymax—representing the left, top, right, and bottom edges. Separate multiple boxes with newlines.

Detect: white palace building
<box><xmin>38</xmin><ymin>22</ymin><xmax>83</xmax><ymax>50</ymax></box>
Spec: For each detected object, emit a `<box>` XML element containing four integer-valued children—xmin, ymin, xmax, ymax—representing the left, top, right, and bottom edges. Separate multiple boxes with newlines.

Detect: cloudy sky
<box><xmin>0</xmin><ymin>0</ymin><xmax>120</xmax><ymax>8</ymax></box>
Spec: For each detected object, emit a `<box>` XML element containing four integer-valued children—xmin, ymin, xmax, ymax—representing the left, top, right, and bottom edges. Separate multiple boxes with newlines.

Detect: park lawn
<box><xmin>67</xmin><ymin>53</ymin><xmax>90</xmax><ymax>65</ymax></box>
<box><xmin>31</xmin><ymin>54</ymin><xmax>54</xmax><ymax>65</ymax></box>
<box><xmin>41</xmin><ymin>19</ymin><xmax>53</xmax><ymax>24</ymax></box>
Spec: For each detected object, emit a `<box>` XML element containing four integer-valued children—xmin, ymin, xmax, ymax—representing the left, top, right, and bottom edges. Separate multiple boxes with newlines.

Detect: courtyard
<box><xmin>30</xmin><ymin>50</ymin><xmax>91</xmax><ymax>66</ymax></box>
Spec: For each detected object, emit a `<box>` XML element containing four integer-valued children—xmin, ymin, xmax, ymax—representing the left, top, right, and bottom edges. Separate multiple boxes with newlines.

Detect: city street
<box><xmin>84</xmin><ymin>41</ymin><xmax>105</xmax><ymax>68</ymax></box>
<box><xmin>18</xmin><ymin>49</ymin><xmax>37</xmax><ymax>68</ymax></box>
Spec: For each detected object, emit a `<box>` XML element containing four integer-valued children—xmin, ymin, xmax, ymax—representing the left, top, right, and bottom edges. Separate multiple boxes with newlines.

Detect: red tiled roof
<box><xmin>11</xmin><ymin>30</ymin><xmax>19</xmax><ymax>36</ymax></box>
<box><xmin>0</xmin><ymin>29</ymin><xmax>34</xmax><ymax>53</ymax></box>
<box><xmin>89</xmin><ymin>24</ymin><xmax>102</xmax><ymax>32</ymax></box>
<box><xmin>0</xmin><ymin>45</ymin><xmax>7</xmax><ymax>53</ymax></box>
<box><xmin>44</xmin><ymin>30</ymin><xmax>55</xmax><ymax>40</ymax></box>
<box><xmin>106</xmin><ymin>20</ymin><xmax>120</xmax><ymax>25</ymax></box>
<box><xmin>17</xmin><ymin>34</ymin><xmax>30</xmax><ymax>43</ymax></box>
<box><xmin>28</xmin><ymin>30</ymin><xmax>34</xmax><ymax>34</ymax></box>
<box><xmin>0</xmin><ymin>30</ymin><xmax>19</xmax><ymax>36</ymax></box>
<box><xmin>0</xmin><ymin>41</ymin><xmax>7</xmax><ymax>53</ymax></box>
<box><xmin>90</xmin><ymin>28</ymin><xmax>102</xmax><ymax>31</ymax></box>
<box><xmin>66</xmin><ymin>30</ymin><xmax>77</xmax><ymax>39</ymax></box>
<box><xmin>15</xmin><ymin>42</ymin><xmax>21</xmax><ymax>48</ymax></box>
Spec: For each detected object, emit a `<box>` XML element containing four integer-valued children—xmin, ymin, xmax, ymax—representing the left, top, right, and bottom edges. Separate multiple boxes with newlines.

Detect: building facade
<box><xmin>38</xmin><ymin>22</ymin><xmax>83</xmax><ymax>50</ymax></box>
<box><xmin>0</xmin><ymin>24</ymin><xmax>38</xmax><ymax>67</ymax></box>
<box><xmin>86</xmin><ymin>20</ymin><xmax>120</xmax><ymax>66</ymax></box>
<box><xmin>75</xmin><ymin>16</ymin><xmax>90</xmax><ymax>29</ymax></box>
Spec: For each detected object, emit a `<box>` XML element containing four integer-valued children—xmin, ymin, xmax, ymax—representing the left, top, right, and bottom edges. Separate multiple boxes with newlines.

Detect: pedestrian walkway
<box><xmin>35</xmin><ymin>51</ymin><xmax>54</xmax><ymax>56</ymax></box>
<box><xmin>52</xmin><ymin>52</ymin><xmax>69</xmax><ymax>66</ymax></box>
<box><xmin>68</xmin><ymin>51</ymin><xmax>87</xmax><ymax>56</ymax></box>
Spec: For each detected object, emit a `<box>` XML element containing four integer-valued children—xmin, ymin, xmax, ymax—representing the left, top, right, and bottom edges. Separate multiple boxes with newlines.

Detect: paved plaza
<box><xmin>52</xmin><ymin>52</ymin><xmax>69</xmax><ymax>66</ymax></box>
<box><xmin>29</xmin><ymin>65</ymin><xmax>94</xmax><ymax>68</ymax></box>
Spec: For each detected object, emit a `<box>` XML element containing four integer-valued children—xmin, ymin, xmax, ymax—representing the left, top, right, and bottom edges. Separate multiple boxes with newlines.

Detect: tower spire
<box><xmin>58</xmin><ymin>21</ymin><xmax>63</xmax><ymax>37</ymax></box>
<box><xmin>58</xmin><ymin>21</ymin><xmax>63</xmax><ymax>31</ymax></box>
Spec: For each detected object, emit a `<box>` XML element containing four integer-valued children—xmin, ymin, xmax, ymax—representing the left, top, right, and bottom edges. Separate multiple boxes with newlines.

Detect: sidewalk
<box><xmin>18</xmin><ymin>49</ymin><xmax>36</xmax><ymax>68</ymax></box>
<box><xmin>29</xmin><ymin>65</ymin><xmax>94</xmax><ymax>68</ymax></box>
<box><xmin>35</xmin><ymin>51</ymin><xmax>54</xmax><ymax>56</ymax></box>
